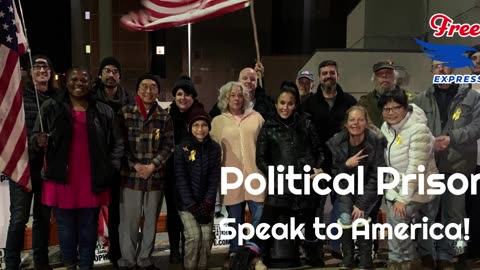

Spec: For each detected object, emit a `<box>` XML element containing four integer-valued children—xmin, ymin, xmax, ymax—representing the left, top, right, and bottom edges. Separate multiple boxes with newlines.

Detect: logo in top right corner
<box><xmin>416</xmin><ymin>13</ymin><xmax>480</xmax><ymax>83</ymax></box>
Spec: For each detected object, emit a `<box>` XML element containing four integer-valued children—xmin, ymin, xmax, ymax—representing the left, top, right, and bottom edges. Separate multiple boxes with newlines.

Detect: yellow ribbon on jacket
<box><xmin>189</xmin><ymin>150</ymin><xmax>196</xmax><ymax>161</ymax></box>
<box><xmin>154</xmin><ymin>129</ymin><xmax>160</xmax><ymax>140</ymax></box>
<box><xmin>396</xmin><ymin>134</ymin><xmax>402</xmax><ymax>145</ymax></box>
<box><xmin>452</xmin><ymin>108</ymin><xmax>462</xmax><ymax>121</ymax></box>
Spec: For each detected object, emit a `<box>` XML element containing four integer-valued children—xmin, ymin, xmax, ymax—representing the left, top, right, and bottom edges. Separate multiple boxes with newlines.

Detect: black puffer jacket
<box><xmin>32</xmin><ymin>92</ymin><xmax>123</xmax><ymax>193</ymax></box>
<box><xmin>256</xmin><ymin>112</ymin><xmax>324</xmax><ymax>209</ymax></box>
<box><xmin>326</xmin><ymin>128</ymin><xmax>386</xmax><ymax>214</ymax></box>
<box><xmin>174</xmin><ymin>136</ymin><xmax>221</xmax><ymax>210</ymax></box>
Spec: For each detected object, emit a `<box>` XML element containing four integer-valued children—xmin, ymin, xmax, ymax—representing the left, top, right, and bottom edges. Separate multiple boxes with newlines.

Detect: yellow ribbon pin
<box><xmin>154</xmin><ymin>129</ymin><xmax>160</xmax><ymax>140</ymax></box>
<box><xmin>452</xmin><ymin>108</ymin><xmax>462</xmax><ymax>121</ymax></box>
<box><xmin>189</xmin><ymin>150</ymin><xmax>196</xmax><ymax>161</ymax></box>
<box><xmin>396</xmin><ymin>134</ymin><xmax>402</xmax><ymax>145</ymax></box>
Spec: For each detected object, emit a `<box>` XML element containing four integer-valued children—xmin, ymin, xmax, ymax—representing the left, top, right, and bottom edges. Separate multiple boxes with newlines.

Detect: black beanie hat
<box><xmin>135</xmin><ymin>73</ymin><xmax>161</xmax><ymax>92</ymax></box>
<box><xmin>172</xmin><ymin>75</ymin><xmax>198</xmax><ymax>98</ymax></box>
<box><xmin>98</xmin><ymin>56</ymin><xmax>122</xmax><ymax>77</ymax></box>
<box><xmin>32</xmin><ymin>55</ymin><xmax>53</xmax><ymax>70</ymax></box>
<box><xmin>187</xmin><ymin>106</ymin><xmax>211</xmax><ymax>132</ymax></box>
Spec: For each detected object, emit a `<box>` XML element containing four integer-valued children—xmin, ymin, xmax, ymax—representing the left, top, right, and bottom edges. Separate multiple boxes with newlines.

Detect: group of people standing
<box><xmin>228</xmin><ymin>56</ymin><xmax>480</xmax><ymax>270</ymax></box>
<box><xmin>5</xmin><ymin>49</ymin><xmax>480</xmax><ymax>270</ymax></box>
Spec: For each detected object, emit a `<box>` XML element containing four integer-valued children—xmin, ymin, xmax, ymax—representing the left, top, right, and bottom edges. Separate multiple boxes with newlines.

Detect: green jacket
<box><xmin>358</xmin><ymin>90</ymin><xmax>383</xmax><ymax>128</ymax></box>
<box><xmin>413</xmin><ymin>84</ymin><xmax>480</xmax><ymax>174</ymax></box>
<box><xmin>359</xmin><ymin>89</ymin><xmax>414</xmax><ymax>128</ymax></box>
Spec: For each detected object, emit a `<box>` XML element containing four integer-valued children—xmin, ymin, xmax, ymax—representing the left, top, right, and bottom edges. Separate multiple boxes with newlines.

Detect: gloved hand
<box><xmin>196</xmin><ymin>200</ymin><xmax>214</xmax><ymax>224</ymax></box>
<box><xmin>200</xmin><ymin>200</ymin><xmax>215</xmax><ymax>213</ymax></box>
<box><xmin>188</xmin><ymin>203</ymin><xmax>202</xmax><ymax>218</ymax></box>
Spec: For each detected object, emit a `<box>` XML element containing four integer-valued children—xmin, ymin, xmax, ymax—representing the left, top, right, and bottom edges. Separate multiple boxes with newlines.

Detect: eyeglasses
<box><xmin>33</xmin><ymin>64</ymin><xmax>50</xmax><ymax>71</ymax></box>
<box><xmin>102</xmin><ymin>67</ymin><xmax>119</xmax><ymax>75</ymax></box>
<box><xmin>139</xmin><ymin>83</ymin><xmax>158</xmax><ymax>92</ymax></box>
<box><xmin>382</xmin><ymin>105</ymin><xmax>403</xmax><ymax>113</ymax></box>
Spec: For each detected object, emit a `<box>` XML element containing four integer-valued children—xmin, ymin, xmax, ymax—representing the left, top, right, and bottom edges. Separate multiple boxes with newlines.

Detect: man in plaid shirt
<box><xmin>117</xmin><ymin>73</ymin><xmax>174</xmax><ymax>270</ymax></box>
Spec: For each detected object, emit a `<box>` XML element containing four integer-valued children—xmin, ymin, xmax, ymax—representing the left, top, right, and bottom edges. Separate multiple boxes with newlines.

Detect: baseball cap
<box><xmin>373</xmin><ymin>60</ymin><xmax>395</xmax><ymax>72</ymax></box>
<box><xmin>296</xmin><ymin>70</ymin><xmax>314</xmax><ymax>81</ymax></box>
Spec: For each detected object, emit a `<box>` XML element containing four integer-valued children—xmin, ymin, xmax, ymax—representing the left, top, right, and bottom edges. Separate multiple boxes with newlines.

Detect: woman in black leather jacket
<box><xmin>230</xmin><ymin>84</ymin><xmax>325</xmax><ymax>269</ymax></box>
<box><xmin>326</xmin><ymin>105</ymin><xmax>386</xmax><ymax>270</ymax></box>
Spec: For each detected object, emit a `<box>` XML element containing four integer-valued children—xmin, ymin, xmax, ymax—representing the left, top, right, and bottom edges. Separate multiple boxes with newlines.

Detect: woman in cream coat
<box><xmin>379</xmin><ymin>89</ymin><xmax>438</xmax><ymax>270</ymax></box>
<box><xmin>210</xmin><ymin>81</ymin><xmax>265</xmax><ymax>265</ymax></box>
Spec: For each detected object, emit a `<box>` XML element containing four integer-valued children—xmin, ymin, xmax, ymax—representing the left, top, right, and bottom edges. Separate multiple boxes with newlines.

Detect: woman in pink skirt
<box><xmin>32</xmin><ymin>66</ymin><xmax>123</xmax><ymax>270</ymax></box>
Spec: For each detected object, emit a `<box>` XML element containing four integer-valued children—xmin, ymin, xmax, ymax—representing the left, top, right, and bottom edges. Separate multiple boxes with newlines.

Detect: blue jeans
<box><xmin>226</xmin><ymin>201</ymin><xmax>263</xmax><ymax>253</ymax></box>
<box><xmin>54</xmin><ymin>207</ymin><xmax>100</xmax><ymax>270</ymax></box>
<box><xmin>5</xmin><ymin>179</ymin><xmax>51</xmax><ymax>269</ymax></box>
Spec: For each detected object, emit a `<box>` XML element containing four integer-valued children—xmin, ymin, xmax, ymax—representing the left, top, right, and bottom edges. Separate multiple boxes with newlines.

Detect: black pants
<box><xmin>108</xmin><ymin>174</ymin><xmax>121</xmax><ymax>263</ymax></box>
<box><xmin>5</xmin><ymin>179</ymin><xmax>51</xmax><ymax>269</ymax></box>
<box><xmin>466</xmin><ymin>166</ymin><xmax>480</xmax><ymax>257</ymax></box>
<box><xmin>165</xmin><ymin>177</ymin><xmax>184</xmax><ymax>254</ymax></box>
<box><xmin>249</xmin><ymin>204</ymin><xmax>318</xmax><ymax>249</ymax></box>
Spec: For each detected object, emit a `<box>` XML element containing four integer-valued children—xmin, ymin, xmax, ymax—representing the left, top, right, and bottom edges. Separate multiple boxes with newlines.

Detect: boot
<box><xmin>357</xmin><ymin>235</ymin><xmax>374</xmax><ymax>269</ymax></box>
<box><xmin>229</xmin><ymin>247</ymin><xmax>258</xmax><ymax>270</ymax></box>
<box><xmin>303</xmin><ymin>240</ymin><xmax>325</xmax><ymax>267</ymax></box>
<box><xmin>339</xmin><ymin>228</ymin><xmax>355</xmax><ymax>269</ymax></box>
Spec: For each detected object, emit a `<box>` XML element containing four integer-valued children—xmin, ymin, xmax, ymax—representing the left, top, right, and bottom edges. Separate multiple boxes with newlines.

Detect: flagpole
<box><xmin>249</xmin><ymin>0</ymin><xmax>262</xmax><ymax>87</ymax></box>
<box><xmin>188</xmin><ymin>23</ymin><xmax>192</xmax><ymax>77</ymax></box>
<box><xmin>16</xmin><ymin>0</ymin><xmax>44</xmax><ymax>133</ymax></box>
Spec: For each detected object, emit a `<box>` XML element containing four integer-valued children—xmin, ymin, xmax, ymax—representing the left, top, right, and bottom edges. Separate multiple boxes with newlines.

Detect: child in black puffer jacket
<box><xmin>174</xmin><ymin>107</ymin><xmax>221</xmax><ymax>270</ymax></box>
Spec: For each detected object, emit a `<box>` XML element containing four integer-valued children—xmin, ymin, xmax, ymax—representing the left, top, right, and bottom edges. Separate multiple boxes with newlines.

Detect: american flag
<box><xmin>0</xmin><ymin>0</ymin><xmax>31</xmax><ymax>190</ymax></box>
<box><xmin>120</xmin><ymin>0</ymin><xmax>250</xmax><ymax>31</ymax></box>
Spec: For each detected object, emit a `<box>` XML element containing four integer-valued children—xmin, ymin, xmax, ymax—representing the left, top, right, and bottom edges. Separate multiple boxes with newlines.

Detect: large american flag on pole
<box><xmin>0</xmin><ymin>0</ymin><xmax>31</xmax><ymax>190</ymax></box>
<box><xmin>120</xmin><ymin>0</ymin><xmax>250</xmax><ymax>31</ymax></box>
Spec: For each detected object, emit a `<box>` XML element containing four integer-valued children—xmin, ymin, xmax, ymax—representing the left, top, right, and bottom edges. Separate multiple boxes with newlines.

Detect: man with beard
<box><xmin>302</xmin><ymin>60</ymin><xmax>357</xmax><ymax>170</ymax></box>
<box><xmin>93</xmin><ymin>56</ymin><xmax>132</xmax><ymax>267</ymax></box>
<box><xmin>209</xmin><ymin>63</ymin><xmax>275</xmax><ymax>119</ymax></box>
<box><xmin>301</xmin><ymin>60</ymin><xmax>357</xmax><ymax>260</ymax></box>
<box><xmin>414</xmin><ymin>58</ymin><xmax>480</xmax><ymax>269</ymax></box>
<box><xmin>359</xmin><ymin>60</ymin><xmax>412</xmax><ymax>128</ymax></box>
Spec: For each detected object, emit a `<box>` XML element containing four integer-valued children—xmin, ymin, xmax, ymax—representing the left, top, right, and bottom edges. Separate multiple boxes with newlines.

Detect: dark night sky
<box><xmin>18</xmin><ymin>0</ymin><xmax>71</xmax><ymax>73</ymax></box>
<box><xmin>16</xmin><ymin>0</ymin><xmax>359</xmax><ymax>73</ymax></box>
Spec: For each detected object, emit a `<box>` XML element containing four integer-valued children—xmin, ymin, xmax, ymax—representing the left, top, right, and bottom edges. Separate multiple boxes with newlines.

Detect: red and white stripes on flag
<box><xmin>0</xmin><ymin>0</ymin><xmax>31</xmax><ymax>190</ymax></box>
<box><xmin>120</xmin><ymin>0</ymin><xmax>250</xmax><ymax>31</ymax></box>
